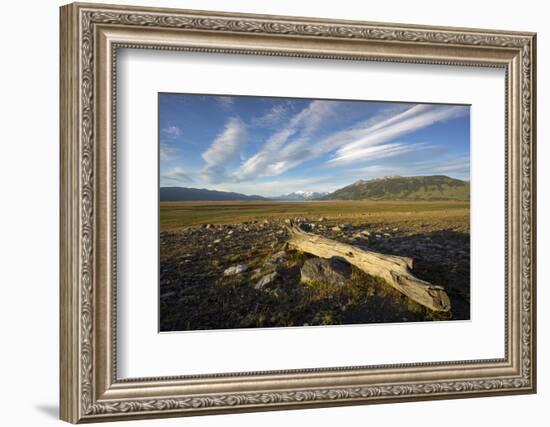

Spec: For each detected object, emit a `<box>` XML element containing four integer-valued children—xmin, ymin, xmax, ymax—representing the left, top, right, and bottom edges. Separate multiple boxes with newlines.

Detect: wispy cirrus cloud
<box><xmin>327</xmin><ymin>105</ymin><xmax>468</xmax><ymax>165</ymax></box>
<box><xmin>251</xmin><ymin>103</ymin><xmax>289</xmax><ymax>127</ymax></box>
<box><xmin>160</xmin><ymin>140</ymin><xmax>178</xmax><ymax>161</ymax></box>
<box><xmin>233</xmin><ymin>102</ymin><xmax>466</xmax><ymax>181</ymax></box>
<box><xmin>350</xmin><ymin>155</ymin><xmax>470</xmax><ymax>180</ymax></box>
<box><xmin>328</xmin><ymin>141</ymin><xmax>433</xmax><ymax>165</ymax></box>
<box><xmin>161</xmin><ymin>166</ymin><xmax>194</xmax><ymax>185</ymax></box>
<box><xmin>200</xmin><ymin>117</ymin><xmax>247</xmax><ymax>183</ymax></box>
<box><xmin>233</xmin><ymin>100</ymin><xmax>338</xmax><ymax>181</ymax></box>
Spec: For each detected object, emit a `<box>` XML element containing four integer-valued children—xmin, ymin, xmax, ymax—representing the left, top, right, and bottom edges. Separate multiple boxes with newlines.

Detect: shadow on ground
<box><xmin>159</xmin><ymin>222</ymin><xmax>470</xmax><ymax>332</ymax></box>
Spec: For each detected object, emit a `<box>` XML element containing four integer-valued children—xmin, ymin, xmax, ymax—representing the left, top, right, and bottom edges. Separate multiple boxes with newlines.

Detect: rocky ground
<box><xmin>160</xmin><ymin>215</ymin><xmax>469</xmax><ymax>331</ymax></box>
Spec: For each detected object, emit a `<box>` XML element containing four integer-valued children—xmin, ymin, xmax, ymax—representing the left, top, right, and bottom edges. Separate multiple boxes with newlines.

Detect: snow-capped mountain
<box><xmin>271</xmin><ymin>190</ymin><xmax>329</xmax><ymax>201</ymax></box>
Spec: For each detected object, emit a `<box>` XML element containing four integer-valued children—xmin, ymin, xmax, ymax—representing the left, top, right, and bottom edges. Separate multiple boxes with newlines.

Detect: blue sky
<box><xmin>159</xmin><ymin>93</ymin><xmax>470</xmax><ymax>197</ymax></box>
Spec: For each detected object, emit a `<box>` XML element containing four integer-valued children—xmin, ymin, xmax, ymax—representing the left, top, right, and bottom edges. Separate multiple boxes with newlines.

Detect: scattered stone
<box><xmin>223</xmin><ymin>264</ymin><xmax>248</xmax><ymax>276</ymax></box>
<box><xmin>213</xmin><ymin>239</ymin><xmax>221</xmax><ymax>244</ymax></box>
<box><xmin>392</xmin><ymin>227</ymin><xmax>399</xmax><ymax>232</ymax></box>
<box><xmin>360</xmin><ymin>230</ymin><xmax>371</xmax><ymax>237</ymax></box>
<box><xmin>331</xmin><ymin>226</ymin><xmax>342</xmax><ymax>232</ymax></box>
<box><xmin>267</xmin><ymin>250</ymin><xmax>287</xmax><ymax>266</ymax></box>
<box><xmin>205</xmin><ymin>224</ymin><xmax>213</xmax><ymax>229</ymax></box>
<box><xmin>383</xmin><ymin>233</ymin><xmax>391</xmax><ymax>237</ymax></box>
<box><xmin>300</xmin><ymin>257</ymin><xmax>352</xmax><ymax>286</ymax></box>
<box><xmin>227</xmin><ymin>230</ymin><xmax>234</xmax><ymax>235</ymax></box>
<box><xmin>254</xmin><ymin>272</ymin><xmax>278</xmax><ymax>290</ymax></box>
<box><xmin>284</xmin><ymin>219</ymin><xmax>292</xmax><ymax>225</ymax></box>
<box><xmin>318</xmin><ymin>217</ymin><xmax>326</xmax><ymax>222</ymax></box>
<box><xmin>340</xmin><ymin>223</ymin><xmax>352</xmax><ymax>229</ymax></box>
<box><xmin>160</xmin><ymin>291</ymin><xmax>176</xmax><ymax>300</ymax></box>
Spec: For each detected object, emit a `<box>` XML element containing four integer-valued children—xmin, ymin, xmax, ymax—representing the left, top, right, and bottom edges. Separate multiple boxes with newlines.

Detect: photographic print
<box><xmin>159</xmin><ymin>93</ymin><xmax>470</xmax><ymax>332</ymax></box>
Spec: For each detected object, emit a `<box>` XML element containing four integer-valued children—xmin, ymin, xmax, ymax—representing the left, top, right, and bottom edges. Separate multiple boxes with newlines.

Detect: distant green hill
<box><xmin>323</xmin><ymin>175</ymin><xmax>470</xmax><ymax>201</ymax></box>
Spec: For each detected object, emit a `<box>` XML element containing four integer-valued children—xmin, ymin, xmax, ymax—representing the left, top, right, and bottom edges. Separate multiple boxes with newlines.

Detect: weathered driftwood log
<box><xmin>287</xmin><ymin>224</ymin><xmax>451</xmax><ymax>313</ymax></box>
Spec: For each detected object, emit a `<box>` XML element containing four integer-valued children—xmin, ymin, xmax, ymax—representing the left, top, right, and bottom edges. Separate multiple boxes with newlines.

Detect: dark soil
<box><xmin>159</xmin><ymin>216</ymin><xmax>469</xmax><ymax>332</ymax></box>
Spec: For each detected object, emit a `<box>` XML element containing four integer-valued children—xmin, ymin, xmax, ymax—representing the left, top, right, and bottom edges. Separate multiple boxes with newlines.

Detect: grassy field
<box><xmin>160</xmin><ymin>200</ymin><xmax>469</xmax><ymax>231</ymax></box>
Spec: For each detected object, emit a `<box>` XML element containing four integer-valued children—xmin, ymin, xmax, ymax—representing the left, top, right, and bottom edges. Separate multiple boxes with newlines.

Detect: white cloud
<box><xmin>328</xmin><ymin>141</ymin><xmax>432</xmax><ymax>164</ymax></box>
<box><xmin>251</xmin><ymin>103</ymin><xmax>288</xmax><ymax>127</ymax></box>
<box><xmin>232</xmin><ymin>102</ymin><xmax>467</xmax><ymax>182</ymax></box>
<box><xmin>329</xmin><ymin>105</ymin><xmax>468</xmax><ymax>165</ymax></box>
<box><xmin>351</xmin><ymin>155</ymin><xmax>470</xmax><ymax>180</ymax></box>
<box><xmin>161</xmin><ymin>166</ymin><xmax>194</xmax><ymax>185</ymax></box>
<box><xmin>161</xmin><ymin>125</ymin><xmax>182</xmax><ymax>137</ymax></box>
<box><xmin>160</xmin><ymin>140</ymin><xmax>178</xmax><ymax>161</ymax></box>
<box><xmin>213</xmin><ymin>175</ymin><xmax>343</xmax><ymax>197</ymax></box>
<box><xmin>200</xmin><ymin>117</ymin><xmax>247</xmax><ymax>183</ymax></box>
<box><xmin>233</xmin><ymin>100</ymin><xmax>338</xmax><ymax>181</ymax></box>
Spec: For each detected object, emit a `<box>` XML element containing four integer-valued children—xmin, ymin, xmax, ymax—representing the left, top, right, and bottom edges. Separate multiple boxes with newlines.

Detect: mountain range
<box><xmin>160</xmin><ymin>187</ymin><xmax>266</xmax><ymax>202</ymax></box>
<box><xmin>271</xmin><ymin>190</ymin><xmax>329</xmax><ymax>201</ymax></box>
<box><xmin>321</xmin><ymin>175</ymin><xmax>469</xmax><ymax>201</ymax></box>
<box><xmin>160</xmin><ymin>175</ymin><xmax>469</xmax><ymax>202</ymax></box>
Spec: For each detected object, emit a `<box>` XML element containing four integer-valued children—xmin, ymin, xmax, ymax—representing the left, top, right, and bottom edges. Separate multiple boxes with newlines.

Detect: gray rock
<box><xmin>254</xmin><ymin>272</ymin><xmax>278</xmax><ymax>290</ymax></box>
<box><xmin>223</xmin><ymin>264</ymin><xmax>248</xmax><ymax>276</ymax></box>
<box><xmin>331</xmin><ymin>226</ymin><xmax>342</xmax><ymax>232</ymax></box>
<box><xmin>160</xmin><ymin>291</ymin><xmax>176</xmax><ymax>300</ymax></box>
<box><xmin>300</xmin><ymin>257</ymin><xmax>351</xmax><ymax>286</ymax></box>
<box><xmin>266</xmin><ymin>250</ymin><xmax>286</xmax><ymax>266</ymax></box>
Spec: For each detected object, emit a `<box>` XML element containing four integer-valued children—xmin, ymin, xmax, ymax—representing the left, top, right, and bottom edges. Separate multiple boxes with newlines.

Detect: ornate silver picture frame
<box><xmin>60</xmin><ymin>2</ymin><xmax>536</xmax><ymax>423</ymax></box>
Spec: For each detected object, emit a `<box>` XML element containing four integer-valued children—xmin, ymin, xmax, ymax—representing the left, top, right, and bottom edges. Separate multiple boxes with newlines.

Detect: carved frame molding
<box><xmin>60</xmin><ymin>2</ymin><xmax>536</xmax><ymax>423</ymax></box>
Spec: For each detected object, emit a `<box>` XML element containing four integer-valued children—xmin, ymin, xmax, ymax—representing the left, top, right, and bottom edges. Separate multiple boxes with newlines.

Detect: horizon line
<box><xmin>160</xmin><ymin>174</ymin><xmax>470</xmax><ymax>198</ymax></box>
